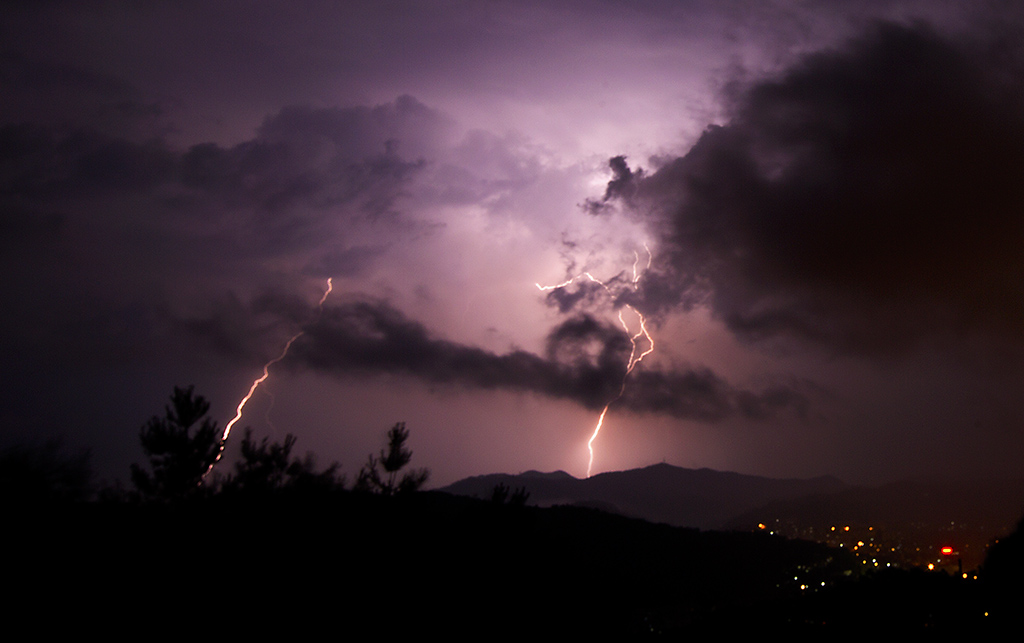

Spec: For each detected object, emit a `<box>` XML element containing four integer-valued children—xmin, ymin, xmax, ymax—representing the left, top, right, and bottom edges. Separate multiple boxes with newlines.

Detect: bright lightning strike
<box><xmin>537</xmin><ymin>246</ymin><xmax>654</xmax><ymax>477</ymax></box>
<box><xmin>203</xmin><ymin>278</ymin><xmax>333</xmax><ymax>479</ymax></box>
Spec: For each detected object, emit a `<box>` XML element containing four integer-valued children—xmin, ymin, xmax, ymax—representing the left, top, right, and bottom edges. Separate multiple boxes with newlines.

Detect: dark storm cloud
<box><xmin>300</xmin><ymin>245</ymin><xmax>387</xmax><ymax>279</ymax></box>
<box><xmin>1</xmin><ymin>96</ymin><xmax>443</xmax><ymax>276</ymax></box>
<box><xmin>0</xmin><ymin>51</ymin><xmax>166</xmax><ymax>140</ymax></box>
<box><xmin>542</xmin><ymin>280</ymin><xmax>612</xmax><ymax>314</ymax></box>
<box><xmin>615</xmin><ymin>23</ymin><xmax>1024</xmax><ymax>354</ymax></box>
<box><xmin>0</xmin><ymin>95</ymin><xmax>449</xmax><ymax>383</ymax></box>
<box><xmin>286</xmin><ymin>298</ymin><xmax>805</xmax><ymax>421</ymax></box>
<box><xmin>175</xmin><ymin>97</ymin><xmax>444</xmax><ymax>246</ymax></box>
<box><xmin>176</xmin><ymin>287</ymin><xmax>328</xmax><ymax>363</ymax></box>
<box><xmin>0</xmin><ymin>204</ymin><xmax>63</xmax><ymax>247</ymax></box>
<box><xmin>3</xmin><ymin>94</ymin><xmax>445</xmax><ymax>200</ymax></box>
<box><xmin>295</xmin><ymin>300</ymin><xmax>626</xmax><ymax>410</ymax></box>
<box><xmin>583</xmin><ymin>155</ymin><xmax>644</xmax><ymax>215</ymax></box>
<box><xmin>0</xmin><ymin>124</ymin><xmax>175</xmax><ymax>197</ymax></box>
<box><xmin>256</xmin><ymin>96</ymin><xmax>452</xmax><ymax>161</ymax></box>
<box><xmin>176</xmin><ymin>135</ymin><xmax>424</xmax><ymax>253</ymax></box>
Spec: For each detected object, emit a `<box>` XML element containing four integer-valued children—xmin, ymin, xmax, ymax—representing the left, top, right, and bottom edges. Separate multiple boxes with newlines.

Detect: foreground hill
<box><xmin>440</xmin><ymin>464</ymin><xmax>1024</xmax><ymax>571</ymax></box>
<box><xmin>9</xmin><ymin>486</ymin><xmax>1013</xmax><ymax>635</ymax></box>
<box><xmin>9</xmin><ymin>489</ymin><xmax>859</xmax><ymax>636</ymax></box>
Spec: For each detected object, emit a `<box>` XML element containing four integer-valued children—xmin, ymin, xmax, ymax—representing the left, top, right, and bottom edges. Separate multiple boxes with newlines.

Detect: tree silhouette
<box><xmin>355</xmin><ymin>422</ymin><xmax>429</xmax><ymax>495</ymax></box>
<box><xmin>130</xmin><ymin>385</ymin><xmax>222</xmax><ymax>501</ymax></box>
<box><xmin>491</xmin><ymin>482</ymin><xmax>530</xmax><ymax>507</ymax></box>
<box><xmin>222</xmin><ymin>428</ymin><xmax>343</xmax><ymax>495</ymax></box>
<box><xmin>491</xmin><ymin>482</ymin><xmax>511</xmax><ymax>504</ymax></box>
<box><xmin>0</xmin><ymin>439</ymin><xmax>93</xmax><ymax>505</ymax></box>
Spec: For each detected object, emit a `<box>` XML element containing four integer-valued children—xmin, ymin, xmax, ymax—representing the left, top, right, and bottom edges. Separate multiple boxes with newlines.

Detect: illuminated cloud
<box><xmin>6</xmin><ymin>2</ymin><xmax>1024</xmax><ymax>485</ymax></box>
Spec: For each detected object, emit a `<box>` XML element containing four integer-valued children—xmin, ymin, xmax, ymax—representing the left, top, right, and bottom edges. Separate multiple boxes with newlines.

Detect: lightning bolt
<box><xmin>203</xmin><ymin>277</ymin><xmax>333</xmax><ymax>479</ymax></box>
<box><xmin>537</xmin><ymin>245</ymin><xmax>654</xmax><ymax>477</ymax></box>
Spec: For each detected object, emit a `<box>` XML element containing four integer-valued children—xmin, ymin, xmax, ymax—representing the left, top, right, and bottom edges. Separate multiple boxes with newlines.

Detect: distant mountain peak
<box><xmin>439</xmin><ymin>463</ymin><xmax>848</xmax><ymax>529</ymax></box>
<box><xmin>519</xmin><ymin>469</ymin><xmax>576</xmax><ymax>480</ymax></box>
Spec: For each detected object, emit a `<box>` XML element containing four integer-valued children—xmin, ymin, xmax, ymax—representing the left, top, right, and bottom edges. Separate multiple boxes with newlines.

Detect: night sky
<box><xmin>4</xmin><ymin>1</ymin><xmax>1024</xmax><ymax>488</ymax></box>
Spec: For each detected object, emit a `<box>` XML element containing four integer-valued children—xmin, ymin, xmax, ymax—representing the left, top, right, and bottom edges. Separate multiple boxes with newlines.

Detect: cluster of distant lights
<box><xmin>757</xmin><ymin>521</ymin><xmax>988</xmax><ymax>620</ymax></box>
<box><xmin>756</xmin><ymin>522</ymin><xmax>978</xmax><ymax>580</ymax></box>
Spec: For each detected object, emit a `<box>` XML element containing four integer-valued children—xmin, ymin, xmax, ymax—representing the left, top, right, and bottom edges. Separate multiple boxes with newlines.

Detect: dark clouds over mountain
<box><xmin>606</xmin><ymin>24</ymin><xmax>1024</xmax><ymax>355</ymax></box>
<box><xmin>287</xmin><ymin>298</ymin><xmax>807</xmax><ymax>421</ymax></box>
<box><xmin>4</xmin><ymin>2</ymin><xmax>1024</xmax><ymax>485</ymax></box>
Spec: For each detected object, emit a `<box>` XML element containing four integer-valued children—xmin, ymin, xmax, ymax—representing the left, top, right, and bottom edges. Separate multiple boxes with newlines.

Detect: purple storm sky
<box><xmin>4</xmin><ymin>1</ymin><xmax>1024</xmax><ymax>487</ymax></box>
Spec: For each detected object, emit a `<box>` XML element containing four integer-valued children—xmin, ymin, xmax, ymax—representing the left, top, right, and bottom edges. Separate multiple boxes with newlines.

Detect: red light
<box><xmin>941</xmin><ymin>546</ymin><xmax>954</xmax><ymax>556</ymax></box>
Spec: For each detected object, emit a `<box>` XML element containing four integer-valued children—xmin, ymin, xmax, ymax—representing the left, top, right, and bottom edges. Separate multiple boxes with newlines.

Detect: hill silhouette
<box><xmin>5</xmin><ymin>467</ymin><xmax>1013</xmax><ymax>635</ymax></box>
<box><xmin>441</xmin><ymin>463</ymin><xmax>1024</xmax><ymax>572</ymax></box>
<box><xmin>7</xmin><ymin>487</ymin><xmax>870</xmax><ymax>636</ymax></box>
<box><xmin>440</xmin><ymin>462</ymin><xmax>846</xmax><ymax>529</ymax></box>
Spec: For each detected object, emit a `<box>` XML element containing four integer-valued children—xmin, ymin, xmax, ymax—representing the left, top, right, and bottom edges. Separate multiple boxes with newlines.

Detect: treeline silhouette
<box><xmin>3</xmin><ymin>386</ymin><xmax>1023</xmax><ymax>635</ymax></box>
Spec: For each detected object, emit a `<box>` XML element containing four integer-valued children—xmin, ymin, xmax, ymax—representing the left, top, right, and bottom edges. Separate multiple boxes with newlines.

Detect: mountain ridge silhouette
<box><xmin>439</xmin><ymin>462</ymin><xmax>846</xmax><ymax>529</ymax></box>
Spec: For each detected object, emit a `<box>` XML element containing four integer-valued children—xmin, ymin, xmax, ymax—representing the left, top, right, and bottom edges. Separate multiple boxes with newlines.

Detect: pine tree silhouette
<box><xmin>130</xmin><ymin>386</ymin><xmax>222</xmax><ymax>501</ymax></box>
<box><xmin>355</xmin><ymin>422</ymin><xmax>429</xmax><ymax>495</ymax></box>
<box><xmin>222</xmin><ymin>428</ymin><xmax>343</xmax><ymax>495</ymax></box>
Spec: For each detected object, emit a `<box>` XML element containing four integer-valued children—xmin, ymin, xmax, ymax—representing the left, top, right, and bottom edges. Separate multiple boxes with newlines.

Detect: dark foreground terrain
<box><xmin>8</xmin><ymin>489</ymin><xmax>1020</xmax><ymax>637</ymax></box>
